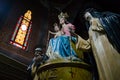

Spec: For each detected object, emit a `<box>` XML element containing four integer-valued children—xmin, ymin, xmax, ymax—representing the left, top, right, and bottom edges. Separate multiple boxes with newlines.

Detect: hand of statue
<box><xmin>91</xmin><ymin>26</ymin><xmax>104</xmax><ymax>33</ymax></box>
<box><xmin>49</xmin><ymin>30</ymin><xmax>51</xmax><ymax>33</ymax></box>
<box><xmin>91</xmin><ymin>27</ymin><xmax>97</xmax><ymax>31</ymax></box>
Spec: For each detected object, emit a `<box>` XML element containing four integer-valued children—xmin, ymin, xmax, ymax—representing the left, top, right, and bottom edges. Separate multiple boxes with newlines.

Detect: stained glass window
<box><xmin>10</xmin><ymin>10</ymin><xmax>32</xmax><ymax>50</ymax></box>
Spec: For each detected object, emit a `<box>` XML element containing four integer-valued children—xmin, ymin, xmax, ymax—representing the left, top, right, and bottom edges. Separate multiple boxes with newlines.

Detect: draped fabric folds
<box><xmin>99</xmin><ymin>12</ymin><xmax>120</xmax><ymax>53</ymax></box>
<box><xmin>86</xmin><ymin>9</ymin><xmax>120</xmax><ymax>53</ymax></box>
<box><xmin>46</xmin><ymin>35</ymin><xmax>79</xmax><ymax>60</ymax></box>
<box><xmin>46</xmin><ymin>34</ymin><xmax>91</xmax><ymax>61</ymax></box>
<box><xmin>49</xmin><ymin>36</ymin><xmax>76</xmax><ymax>57</ymax></box>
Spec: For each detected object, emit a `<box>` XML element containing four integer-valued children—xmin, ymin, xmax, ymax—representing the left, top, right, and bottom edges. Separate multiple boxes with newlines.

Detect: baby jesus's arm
<box><xmin>49</xmin><ymin>30</ymin><xmax>57</xmax><ymax>35</ymax></box>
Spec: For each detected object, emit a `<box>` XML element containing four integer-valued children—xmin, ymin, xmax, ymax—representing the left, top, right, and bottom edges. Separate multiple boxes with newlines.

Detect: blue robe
<box><xmin>48</xmin><ymin>35</ymin><xmax>77</xmax><ymax>58</ymax></box>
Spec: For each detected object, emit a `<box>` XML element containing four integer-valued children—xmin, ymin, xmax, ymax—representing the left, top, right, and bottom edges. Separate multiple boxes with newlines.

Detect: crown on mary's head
<box><xmin>58</xmin><ymin>12</ymin><xmax>69</xmax><ymax>19</ymax></box>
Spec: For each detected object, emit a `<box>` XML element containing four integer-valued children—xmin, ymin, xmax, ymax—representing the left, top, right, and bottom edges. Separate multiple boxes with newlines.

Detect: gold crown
<box><xmin>58</xmin><ymin>12</ymin><xmax>69</xmax><ymax>19</ymax></box>
<box><xmin>53</xmin><ymin>23</ymin><xmax>58</xmax><ymax>27</ymax></box>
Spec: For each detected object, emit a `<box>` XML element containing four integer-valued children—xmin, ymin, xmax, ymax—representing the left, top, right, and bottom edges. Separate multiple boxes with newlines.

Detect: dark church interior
<box><xmin>0</xmin><ymin>0</ymin><xmax>120</xmax><ymax>80</ymax></box>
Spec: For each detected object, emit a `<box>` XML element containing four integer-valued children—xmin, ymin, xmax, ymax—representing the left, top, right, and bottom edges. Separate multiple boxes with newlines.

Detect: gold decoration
<box><xmin>58</xmin><ymin>12</ymin><xmax>69</xmax><ymax>19</ymax></box>
<box><xmin>15</xmin><ymin>10</ymin><xmax>32</xmax><ymax>45</ymax></box>
<box><xmin>24</xmin><ymin>10</ymin><xmax>32</xmax><ymax>21</ymax></box>
<box><xmin>53</xmin><ymin>23</ymin><xmax>58</xmax><ymax>27</ymax></box>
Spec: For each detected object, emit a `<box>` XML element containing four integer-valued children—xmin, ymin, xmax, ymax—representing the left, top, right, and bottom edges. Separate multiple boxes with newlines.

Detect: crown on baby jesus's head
<box><xmin>53</xmin><ymin>23</ymin><xmax>58</xmax><ymax>27</ymax></box>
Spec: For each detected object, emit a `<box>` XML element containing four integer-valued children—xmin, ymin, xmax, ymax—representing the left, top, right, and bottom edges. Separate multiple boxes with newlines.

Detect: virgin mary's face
<box><xmin>59</xmin><ymin>18</ymin><xmax>65</xmax><ymax>24</ymax></box>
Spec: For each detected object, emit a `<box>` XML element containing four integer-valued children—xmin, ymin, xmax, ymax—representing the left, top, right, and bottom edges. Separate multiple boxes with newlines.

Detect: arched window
<box><xmin>10</xmin><ymin>10</ymin><xmax>32</xmax><ymax>50</ymax></box>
